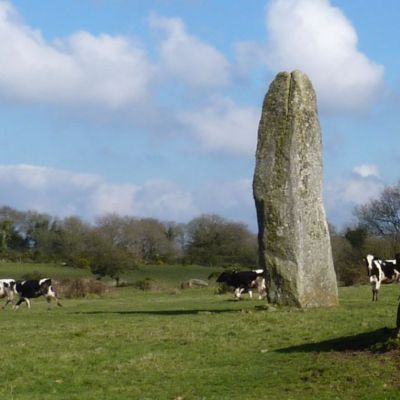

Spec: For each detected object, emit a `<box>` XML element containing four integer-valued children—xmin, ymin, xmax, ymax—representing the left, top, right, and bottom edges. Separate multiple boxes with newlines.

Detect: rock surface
<box><xmin>253</xmin><ymin>70</ymin><xmax>338</xmax><ymax>308</ymax></box>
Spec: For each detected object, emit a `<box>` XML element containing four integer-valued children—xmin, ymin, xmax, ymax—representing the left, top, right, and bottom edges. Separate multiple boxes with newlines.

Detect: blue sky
<box><xmin>0</xmin><ymin>0</ymin><xmax>398</xmax><ymax>231</ymax></box>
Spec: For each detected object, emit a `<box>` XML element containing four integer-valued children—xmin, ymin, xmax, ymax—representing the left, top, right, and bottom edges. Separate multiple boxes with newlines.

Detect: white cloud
<box><xmin>196</xmin><ymin>178</ymin><xmax>257</xmax><ymax>229</ymax></box>
<box><xmin>132</xmin><ymin>180</ymin><xmax>199</xmax><ymax>221</ymax></box>
<box><xmin>264</xmin><ymin>0</ymin><xmax>384</xmax><ymax>112</ymax></box>
<box><xmin>0</xmin><ymin>2</ymin><xmax>153</xmax><ymax>108</ymax></box>
<box><xmin>149</xmin><ymin>14</ymin><xmax>230</xmax><ymax>88</ymax></box>
<box><xmin>234</xmin><ymin>41</ymin><xmax>268</xmax><ymax>76</ymax></box>
<box><xmin>0</xmin><ymin>165</ymin><xmax>198</xmax><ymax>222</ymax></box>
<box><xmin>199</xmin><ymin>179</ymin><xmax>253</xmax><ymax>209</ymax></box>
<box><xmin>352</xmin><ymin>164</ymin><xmax>380</xmax><ymax>178</ymax></box>
<box><xmin>0</xmin><ymin>164</ymin><xmax>260</xmax><ymax>228</ymax></box>
<box><xmin>177</xmin><ymin>96</ymin><xmax>259</xmax><ymax>154</ymax></box>
<box><xmin>325</xmin><ymin>172</ymin><xmax>385</xmax><ymax>227</ymax></box>
<box><xmin>339</xmin><ymin>178</ymin><xmax>384</xmax><ymax>205</ymax></box>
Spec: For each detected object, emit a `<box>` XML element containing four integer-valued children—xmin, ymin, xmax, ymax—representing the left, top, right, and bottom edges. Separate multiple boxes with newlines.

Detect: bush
<box><xmin>21</xmin><ymin>270</ymin><xmax>43</xmax><ymax>281</ymax></box>
<box><xmin>133</xmin><ymin>278</ymin><xmax>162</xmax><ymax>292</ymax></box>
<box><xmin>215</xmin><ymin>282</ymin><xmax>232</xmax><ymax>295</ymax></box>
<box><xmin>331</xmin><ymin>233</ymin><xmax>366</xmax><ymax>287</ymax></box>
<box><xmin>57</xmin><ymin>278</ymin><xmax>112</xmax><ymax>298</ymax></box>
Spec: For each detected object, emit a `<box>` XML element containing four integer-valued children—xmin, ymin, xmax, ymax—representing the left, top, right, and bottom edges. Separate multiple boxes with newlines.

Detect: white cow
<box><xmin>364</xmin><ymin>254</ymin><xmax>400</xmax><ymax>301</ymax></box>
<box><xmin>0</xmin><ymin>279</ymin><xmax>16</xmax><ymax>309</ymax></box>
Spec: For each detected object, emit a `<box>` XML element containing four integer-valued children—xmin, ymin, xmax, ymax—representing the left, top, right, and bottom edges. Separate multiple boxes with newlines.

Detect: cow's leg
<box><xmin>48</xmin><ymin>286</ymin><xmax>62</xmax><ymax>307</ymax></box>
<box><xmin>45</xmin><ymin>294</ymin><xmax>62</xmax><ymax>308</ymax></box>
<box><xmin>46</xmin><ymin>296</ymin><xmax>52</xmax><ymax>309</ymax></box>
<box><xmin>375</xmin><ymin>281</ymin><xmax>381</xmax><ymax>302</ymax></box>
<box><xmin>25</xmin><ymin>298</ymin><xmax>31</xmax><ymax>309</ymax></box>
<box><xmin>5</xmin><ymin>291</ymin><xmax>14</xmax><ymax>308</ymax></box>
<box><xmin>248</xmin><ymin>289</ymin><xmax>253</xmax><ymax>299</ymax></box>
<box><xmin>371</xmin><ymin>280</ymin><xmax>379</xmax><ymax>301</ymax></box>
<box><xmin>234</xmin><ymin>288</ymin><xmax>241</xmax><ymax>299</ymax></box>
<box><xmin>3</xmin><ymin>297</ymin><xmax>13</xmax><ymax>309</ymax></box>
<box><xmin>13</xmin><ymin>297</ymin><xmax>26</xmax><ymax>311</ymax></box>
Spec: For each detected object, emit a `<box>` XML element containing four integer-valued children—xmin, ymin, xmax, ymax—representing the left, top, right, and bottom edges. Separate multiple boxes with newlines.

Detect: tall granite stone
<box><xmin>253</xmin><ymin>70</ymin><xmax>338</xmax><ymax>308</ymax></box>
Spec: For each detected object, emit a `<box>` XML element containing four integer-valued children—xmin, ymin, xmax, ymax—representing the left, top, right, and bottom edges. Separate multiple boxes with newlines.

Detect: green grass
<box><xmin>0</xmin><ymin>262</ymin><xmax>91</xmax><ymax>280</ymax></box>
<box><xmin>0</xmin><ymin>264</ymin><xmax>399</xmax><ymax>399</ymax></box>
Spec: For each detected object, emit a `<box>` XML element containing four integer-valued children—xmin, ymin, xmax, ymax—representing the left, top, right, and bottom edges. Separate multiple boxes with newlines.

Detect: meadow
<box><xmin>0</xmin><ymin>263</ymin><xmax>399</xmax><ymax>400</ymax></box>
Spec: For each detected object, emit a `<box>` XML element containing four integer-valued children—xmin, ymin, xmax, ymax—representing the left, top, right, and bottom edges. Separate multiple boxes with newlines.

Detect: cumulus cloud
<box><xmin>149</xmin><ymin>14</ymin><xmax>230</xmax><ymax>88</ymax></box>
<box><xmin>0</xmin><ymin>165</ymin><xmax>199</xmax><ymax>222</ymax></box>
<box><xmin>118</xmin><ymin>180</ymin><xmax>199</xmax><ymax>222</ymax></box>
<box><xmin>177</xmin><ymin>96</ymin><xmax>259</xmax><ymax>154</ymax></box>
<box><xmin>0</xmin><ymin>2</ymin><xmax>153</xmax><ymax>108</ymax></box>
<box><xmin>325</xmin><ymin>169</ymin><xmax>385</xmax><ymax>227</ymax></box>
<box><xmin>195</xmin><ymin>178</ymin><xmax>257</xmax><ymax>230</ymax></box>
<box><xmin>264</xmin><ymin>0</ymin><xmax>384</xmax><ymax>112</ymax></box>
<box><xmin>352</xmin><ymin>164</ymin><xmax>380</xmax><ymax>178</ymax></box>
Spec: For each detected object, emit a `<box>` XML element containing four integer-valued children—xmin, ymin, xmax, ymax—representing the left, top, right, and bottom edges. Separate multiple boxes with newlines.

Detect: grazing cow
<box><xmin>12</xmin><ymin>278</ymin><xmax>62</xmax><ymax>310</ymax></box>
<box><xmin>216</xmin><ymin>269</ymin><xmax>267</xmax><ymax>300</ymax></box>
<box><xmin>364</xmin><ymin>254</ymin><xmax>400</xmax><ymax>301</ymax></box>
<box><xmin>0</xmin><ymin>279</ymin><xmax>16</xmax><ymax>308</ymax></box>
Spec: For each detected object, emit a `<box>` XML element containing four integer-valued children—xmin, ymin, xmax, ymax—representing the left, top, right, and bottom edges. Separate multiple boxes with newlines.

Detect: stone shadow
<box><xmin>275</xmin><ymin>327</ymin><xmax>396</xmax><ymax>353</ymax></box>
<box><xmin>73</xmin><ymin>308</ymin><xmax>255</xmax><ymax>316</ymax></box>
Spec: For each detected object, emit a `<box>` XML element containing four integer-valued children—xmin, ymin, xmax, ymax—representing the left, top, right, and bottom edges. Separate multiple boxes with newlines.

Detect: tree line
<box><xmin>332</xmin><ymin>182</ymin><xmax>400</xmax><ymax>286</ymax></box>
<box><xmin>0</xmin><ymin>208</ymin><xmax>258</xmax><ymax>284</ymax></box>
<box><xmin>1</xmin><ymin>181</ymin><xmax>399</xmax><ymax>286</ymax></box>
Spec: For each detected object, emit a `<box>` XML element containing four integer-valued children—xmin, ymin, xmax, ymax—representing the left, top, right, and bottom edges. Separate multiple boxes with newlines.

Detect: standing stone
<box><xmin>253</xmin><ymin>70</ymin><xmax>338</xmax><ymax>308</ymax></box>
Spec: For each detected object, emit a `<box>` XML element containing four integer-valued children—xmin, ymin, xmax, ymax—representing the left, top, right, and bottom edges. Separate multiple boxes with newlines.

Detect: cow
<box><xmin>216</xmin><ymin>269</ymin><xmax>267</xmax><ymax>300</ymax></box>
<box><xmin>0</xmin><ymin>279</ymin><xmax>16</xmax><ymax>309</ymax></box>
<box><xmin>12</xmin><ymin>278</ymin><xmax>62</xmax><ymax>310</ymax></box>
<box><xmin>364</xmin><ymin>254</ymin><xmax>400</xmax><ymax>301</ymax></box>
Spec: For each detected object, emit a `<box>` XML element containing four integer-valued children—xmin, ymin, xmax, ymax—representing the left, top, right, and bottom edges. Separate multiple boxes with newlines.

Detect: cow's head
<box><xmin>39</xmin><ymin>278</ymin><xmax>52</xmax><ymax>295</ymax></box>
<box><xmin>364</xmin><ymin>254</ymin><xmax>375</xmax><ymax>276</ymax></box>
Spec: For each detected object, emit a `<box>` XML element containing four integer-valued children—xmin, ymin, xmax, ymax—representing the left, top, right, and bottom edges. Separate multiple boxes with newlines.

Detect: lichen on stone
<box><xmin>253</xmin><ymin>70</ymin><xmax>338</xmax><ymax>308</ymax></box>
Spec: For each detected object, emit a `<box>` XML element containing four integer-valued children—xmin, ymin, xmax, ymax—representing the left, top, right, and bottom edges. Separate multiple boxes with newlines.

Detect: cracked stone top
<box><xmin>253</xmin><ymin>70</ymin><xmax>338</xmax><ymax>308</ymax></box>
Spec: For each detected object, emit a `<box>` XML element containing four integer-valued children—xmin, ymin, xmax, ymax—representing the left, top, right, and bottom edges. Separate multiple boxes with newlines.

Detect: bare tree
<box><xmin>354</xmin><ymin>183</ymin><xmax>400</xmax><ymax>255</ymax></box>
<box><xmin>355</xmin><ymin>184</ymin><xmax>400</xmax><ymax>236</ymax></box>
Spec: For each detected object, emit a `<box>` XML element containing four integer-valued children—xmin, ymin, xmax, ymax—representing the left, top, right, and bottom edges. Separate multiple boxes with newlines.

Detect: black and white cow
<box><xmin>216</xmin><ymin>269</ymin><xmax>267</xmax><ymax>300</ymax></box>
<box><xmin>0</xmin><ymin>279</ymin><xmax>16</xmax><ymax>309</ymax></box>
<box><xmin>364</xmin><ymin>254</ymin><xmax>400</xmax><ymax>301</ymax></box>
<box><xmin>12</xmin><ymin>278</ymin><xmax>62</xmax><ymax>310</ymax></box>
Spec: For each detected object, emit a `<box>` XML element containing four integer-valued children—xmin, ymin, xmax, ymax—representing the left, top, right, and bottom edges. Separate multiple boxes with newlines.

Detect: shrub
<box><xmin>21</xmin><ymin>270</ymin><xmax>43</xmax><ymax>281</ymax></box>
<box><xmin>215</xmin><ymin>282</ymin><xmax>232</xmax><ymax>295</ymax></box>
<box><xmin>133</xmin><ymin>278</ymin><xmax>162</xmax><ymax>292</ymax></box>
<box><xmin>57</xmin><ymin>278</ymin><xmax>112</xmax><ymax>298</ymax></box>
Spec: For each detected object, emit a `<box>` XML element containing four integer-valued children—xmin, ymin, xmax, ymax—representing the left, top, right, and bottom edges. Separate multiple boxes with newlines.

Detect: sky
<box><xmin>0</xmin><ymin>0</ymin><xmax>399</xmax><ymax>231</ymax></box>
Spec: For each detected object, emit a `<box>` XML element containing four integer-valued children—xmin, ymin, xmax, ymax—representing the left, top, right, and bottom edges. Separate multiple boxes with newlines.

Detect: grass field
<box><xmin>0</xmin><ymin>263</ymin><xmax>399</xmax><ymax>400</ymax></box>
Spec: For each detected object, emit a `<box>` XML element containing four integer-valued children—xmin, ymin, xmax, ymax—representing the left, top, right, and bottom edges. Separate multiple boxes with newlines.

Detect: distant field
<box><xmin>0</xmin><ymin>263</ymin><xmax>399</xmax><ymax>399</ymax></box>
<box><xmin>0</xmin><ymin>262</ymin><xmax>91</xmax><ymax>280</ymax></box>
<box><xmin>0</xmin><ymin>262</ymin><xmax>220</xmax><ymax>286</ymax></box>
